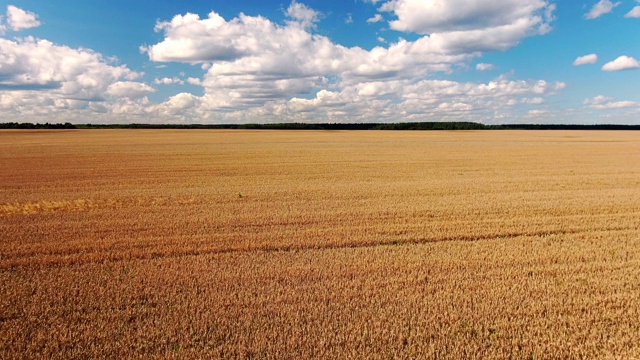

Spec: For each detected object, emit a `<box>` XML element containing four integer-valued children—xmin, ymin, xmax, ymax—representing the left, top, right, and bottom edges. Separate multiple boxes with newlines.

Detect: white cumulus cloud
<box><xmin>0</xmin><ymin>1</ymin><xmax>569</xmax><ymax>124</ymax></box>
<box><xmin>186</xmin><ymin>77</ymin><xmax>202</xmax><ymax>86</ymax></box>
<box><xmin>584</xmin><ymin>95</ymin><xmax>638</xmax><ymax>109</ymax></box>
<box><xmin>527</xmin><ymin>109</ymin><xmax>548</xmax><ymax>116</ymax></box>
<box><xmin>6</xmin><ymin>5</ymin><xmax>40</xmax><ymax>31</ymax></box>
<box><xmin>0</xmin><ymin>36</ymin><xmax>149</xmax><ymax>122</ymax></box>
<box><xmin>585</xmin><ymin>0</ymin><xmax>621</xmax><ymax>19</ymax></box>
<box><xmin>476</xmin><ymin>63</ymin><xmax>494</xmax><ymax>71</ymax></box>
<box><xmin>153</xmin><ymin>92</ymin><xmax>202</xmax><ymax>117</ymax></box>
<box><xmin>107</xmin><ymin>81</ymin><xmax>155</xmax><ymax>99</ymax></box>
<box><xmin>154</xmin><ymin>77</ymin><xmax>184</xmax><ymax>85</ymax></box>
<box><xmin>142</xmin><ymin>5</ymin><xmax>487</xmax><ymax>111</ymax></box>
<box><xmin>378</xmin><ymin>0</ymin><xmax>555</xmax><ymax>44</ymax></box>
<box><xmin>134</xmin><ymin>1</ymin><xmax>567</xmax><ymax>123</ymax></box>
<box><xmin>625</xmin><ymin>2</ymin><xmax>640</xmax><ymax>18</ymax></box>
<box><xmin>168</xmin><ymin>92</ymin><xmax>199</xmax><ymax>109</ymax></box>
<box><xmin>522</xmin><ymin>97</ymin><xmax>545</xmax><ymax>104</ymax></box>
<box><xmin>602</xmin><ymin>55</ymin><xmax>640</xmax><ymax>71</ymax></box>
<box><xmin>285</xmin><ymin>0</ymin><xmax>320</xmax><ymax>29</ymax></box>
<box><xmin>573</xmin><ymin>54</ymin><xmax>598</xmax><ymax>66</ymax></box>
<box><xmin>0</xmin><ymin>37</ymin><xmax>139</xmax><ymax>99</ymax></box>
<box><xmin>276</xmin><ymin>78</ymin><xmax>566</xmax><ymax>123</ymax></box>
<box><xmin>375</xmin><ymin>0</ymin><xmax>556</xmax><ymax>53</ymax></box>
<box><xmin>367</xmin><ymin>14</ymin><xmax>384</xmax><ymax>23</ymax></box>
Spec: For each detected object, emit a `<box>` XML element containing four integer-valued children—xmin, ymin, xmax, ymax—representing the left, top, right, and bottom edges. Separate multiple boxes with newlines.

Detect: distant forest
<box><xmin>2</xmin><ymin>122</ymin><xmax>640</xmax><ymax>130</ymax></box>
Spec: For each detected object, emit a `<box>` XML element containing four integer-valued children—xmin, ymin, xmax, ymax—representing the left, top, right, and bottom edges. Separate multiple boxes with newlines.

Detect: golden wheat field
<box><xmin>1</xmin><ymin>129</ymin><xmax>640</xmax><ymax>359</ymax></box>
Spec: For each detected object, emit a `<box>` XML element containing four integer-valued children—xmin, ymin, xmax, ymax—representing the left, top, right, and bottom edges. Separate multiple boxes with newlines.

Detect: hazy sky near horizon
<box><xmin>1</xmin><ymin>0</ymin><xmax>639</xmax><ymax>124</ymax></box>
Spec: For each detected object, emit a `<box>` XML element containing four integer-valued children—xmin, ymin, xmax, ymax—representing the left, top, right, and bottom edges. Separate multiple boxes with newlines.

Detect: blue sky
<box><xmin>1</xmin><ymin>0</ymin><xmax>639</xmax><ymax>124</ymax></box>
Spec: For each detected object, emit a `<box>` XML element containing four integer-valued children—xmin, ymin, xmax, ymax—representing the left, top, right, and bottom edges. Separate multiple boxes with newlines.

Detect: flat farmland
<box><xmin>1</xmin><ymin>129</ymin><xmax>640</xmax><ymax>359</ymax></box>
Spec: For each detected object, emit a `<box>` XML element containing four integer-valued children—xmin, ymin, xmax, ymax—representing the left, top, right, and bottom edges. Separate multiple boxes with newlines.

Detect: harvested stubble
<box><xmin>1</xmin><ymin>129</ymin><xmax>640</xmax><ymax>359</ymax></box>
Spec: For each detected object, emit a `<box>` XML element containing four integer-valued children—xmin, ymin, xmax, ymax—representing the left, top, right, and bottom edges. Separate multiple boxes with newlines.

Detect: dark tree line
<box><xmin>0</xmin><ymin>122</ymin><xmax>77</xmax><ymax>129</ymax></box>
<box><xmin>2</xmin><ymin>122</ymin><xmax>639</xmax><ymax>130</ymax></box>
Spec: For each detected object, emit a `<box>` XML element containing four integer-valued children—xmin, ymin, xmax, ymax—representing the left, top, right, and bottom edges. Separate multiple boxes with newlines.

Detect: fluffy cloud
<box><xmin>6</xmin><ymin>5</ymin><xmax>40</xmax><ymax>31</ymax></box>
<box><xmin>0</xmin><ymin>36</ymin><xmax>146</xmax><ymax>121</ymax></box>
<box><xmin>1</xmin><ymin>1</ymin><xmax>566</xmax><ymax>124</ymax></box>
<box><xmin>421</xmin><ymin>19</ymin><xmax>545</xmax><ymax>54</ymax></box>
<box><xmin>379</xmin><ymin>0</ymin><xmax>554</xmax><ymax>37</ymax></box>
<box><xmin>601</xmin><ymin>55</ymin><xmax>640</xmax><ymax>71</ymax></box>
<box><xmin>625</xmin><ymin>2</ymin><xmax>640</xmax><ymax>18</ymax></box>
<box><xmin>522</xmin><ymin>97</ymin><xmax>545</xmax><ymax>104</ymax></box>
<box><xmin>527</xmin><ymin>109</ymin><xmax>548</xmax><ymax>116</ymax></box>
<box><xmin>397</xmin><ymin>78</ymin><xmax>563</xmax><ymax>121</ymax></box>
<box><xmin>286</xmin><ymin>0</ymin><xmax>320</xmax><ymax>29</ymax></box>
<box><xmin>143</xmin><ymin>8</ymin><xmax>484</xmax><ymax>112</ymax></box>
<box><xmin>476</xmin><ymin>63</ymin><xmax>494</xmax><ymax>71</ymax></box>
<box><xmin>143</xmin><ymin>92</ymin><xmax>203</xmax><ymax>121</ymax></box>
<box><xmin>376</xmin><ymin>0</ymin><xmax>556</xmax><ymax>52</ymax></box>
<box><xmin>402</xmin><ymin>79</ymin><xmax>565</xmax><ymax>99</ymax></box>
<box><xmin>166</xmin><ymin>92</ymin><xmax>200</xmax><ymax>110</ymax></box>
<box><xmin>186</xmin><ymin>77</ymin><xmax>202</xmax><ymax>85</ymax></box>
<box><xmin>142</xmin><ymin>12</ymin><xmax>243</xmax><ymax>63</ymax></box>
<box><xmin>287</xmin><ymin>90</ymin><xmax>345</xmax><ymax>112</ymax></box>
<box><xmin>573</xmin><ymin>54</ymin><xmax>598</xmax><ymax>66</ymax></box>
<box><xmin>585</xmin><ymin>0</ymin><xmax>620</xmax><ymax>19</ymax></box>
<box><xmin>143</xmin><ymin>1</ymin><xmax>556</xmax><ymax>63</ymax></box>
<box><xmin>584</xmin><ymin>95</ymin><xmax>638</xmax><ymax>109</ymax></box>
<box><xmin>107</xmin><ymin>82</ymin><xmax>155</xmax><ymax>99</ymax></box>
<box><xmin>272</xmin><ymin>78</ymin><xmax>566</xmax><ymax>123</ymax></box>
<box><xmin>0</xmin><ymin>37</ymin><xmax>139</xmax><ymax>98</ymax></box>
<box><xmin>143</xmin><ymin>11</ymin><xmax>338</xmax><ymax>64</ymax></box>
<box><xmin>154</xmin><ymin>77</ymin><xmax>184</xmax><ymax>85</ymax></box>
<box><xmin>367</xmin><ymin>14</ymin><xmax>384</xmax><ymax>23</ymax></box>
<box><xmin>142</xmin><ymin>1</ymin><xmax>560</xmax><ymax>114</ymax></box>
